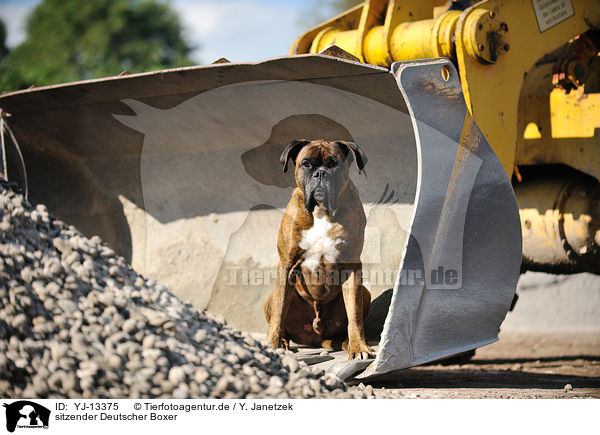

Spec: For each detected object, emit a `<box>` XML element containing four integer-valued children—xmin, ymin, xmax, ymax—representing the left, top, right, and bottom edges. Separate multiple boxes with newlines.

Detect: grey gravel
<box><xmin>0</xmin><ymin>184</ymin><xmax>394</xmax><ymax>399</ymax></box>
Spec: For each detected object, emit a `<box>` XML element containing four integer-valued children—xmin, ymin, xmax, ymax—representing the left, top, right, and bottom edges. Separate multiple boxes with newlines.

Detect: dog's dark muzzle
<box><xmin>305</xmin><ymin>169</ymin><xmax>337</xmax><ymax>215</ymax></box>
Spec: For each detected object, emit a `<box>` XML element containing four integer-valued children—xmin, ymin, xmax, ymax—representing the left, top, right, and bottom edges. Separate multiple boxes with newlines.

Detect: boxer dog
<box><xmin>264</xmin><ymin>139</ymin><xmax>373</xmax><ymax>360</ymax></box>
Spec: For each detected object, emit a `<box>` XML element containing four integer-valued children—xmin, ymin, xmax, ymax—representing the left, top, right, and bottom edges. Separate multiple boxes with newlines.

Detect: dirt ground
<box><xmin>359</xmin><ymin>332</ymin><xmax>600</xmax><ymax>398</ymax></box>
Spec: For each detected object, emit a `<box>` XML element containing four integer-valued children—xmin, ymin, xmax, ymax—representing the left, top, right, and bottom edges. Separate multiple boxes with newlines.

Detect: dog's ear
<box><xmin>335</xmin><ymin>141</ymin><xmax>368</xmax><ymax>174</ymax></box>
<box><xmin>280</xmin><ymin>139</ymin><xmax>310</xmax><ymax>173</ymax></box>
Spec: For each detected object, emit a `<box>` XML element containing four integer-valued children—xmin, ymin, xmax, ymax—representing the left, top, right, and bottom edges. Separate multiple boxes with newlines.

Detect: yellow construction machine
<box><xmin>292</xmin><ymin>0</ymin><xmax>600</xmax><ymax>275</ymax></box>
<box><xmin>0</xmin><ymin>0</ymin><xmax>597</xmax><ymax>379</ymax></box>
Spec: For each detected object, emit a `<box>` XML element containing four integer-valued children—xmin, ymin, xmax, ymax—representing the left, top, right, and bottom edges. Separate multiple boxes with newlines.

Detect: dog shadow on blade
<box><xmin>241</xmin><ymin>114</ymin><xmax>354</xmax><ymax>188</ymax></box>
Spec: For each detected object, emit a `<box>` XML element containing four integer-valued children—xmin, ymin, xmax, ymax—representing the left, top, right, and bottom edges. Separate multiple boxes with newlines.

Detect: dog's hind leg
<box><xmin>320</xmin><ymin>338</ymin><xmax>346</xmax><ymax>351</ymax></box>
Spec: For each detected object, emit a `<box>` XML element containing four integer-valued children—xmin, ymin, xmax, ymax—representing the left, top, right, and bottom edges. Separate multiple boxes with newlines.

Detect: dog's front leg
<box><xmin>266</xmin><ymin>261</ymin><xmax>293</xmax><ymax>349</ymax></box>
<box><xmin>342</xmin><ymin>269</ymin><xmax>373</xmax><ymax>360</ymax></box>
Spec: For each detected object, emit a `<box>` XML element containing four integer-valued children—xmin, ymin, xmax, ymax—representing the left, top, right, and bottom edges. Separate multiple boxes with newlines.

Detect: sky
<box><xmin>0</xmin><ymin>0</ymin><xmax>335</xmax><ymax>65</ymax></box>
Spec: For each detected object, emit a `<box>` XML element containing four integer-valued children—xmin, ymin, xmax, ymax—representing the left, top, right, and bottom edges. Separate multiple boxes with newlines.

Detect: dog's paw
<box><xmin>347</xmin><ymin>342</ymin><xmax>374</xmax><ymax>360</ymax></box>
<box><xmin>267</xmin><ymin>329</ymin><xmax>291</xmax><ymax>350</ymax></box>
<box><xmin>267</xmin><ymin>330</ymin><xmax>282</xmax><ymax>349</ymax></box>
<box><xmin>348</xmin><ymin>351</ymin><xmax>374</xmax><ymax>360</ymax></box>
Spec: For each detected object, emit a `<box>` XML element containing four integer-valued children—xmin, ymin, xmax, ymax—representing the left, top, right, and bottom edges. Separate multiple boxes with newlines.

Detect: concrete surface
<box><xmin>503</xmin><ymin>272</ymin><xmax>600</xmax><ymax>333</ymax></box>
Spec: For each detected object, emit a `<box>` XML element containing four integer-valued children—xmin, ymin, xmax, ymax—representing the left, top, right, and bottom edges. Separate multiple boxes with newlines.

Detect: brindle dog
<box><xmin>264</xmin><ymin>139</ymin><xmax>373</xmax><ymax>360</ymax></box>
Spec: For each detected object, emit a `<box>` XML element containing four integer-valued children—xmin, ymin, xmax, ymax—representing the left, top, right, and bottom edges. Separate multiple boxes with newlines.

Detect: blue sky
<box><xmin>0</xmin><ymin>0</ymin><xmax>336</xmax><ymax>64</ymax></box>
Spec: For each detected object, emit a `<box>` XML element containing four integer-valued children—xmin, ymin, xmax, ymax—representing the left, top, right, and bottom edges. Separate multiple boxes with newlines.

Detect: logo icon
<box><xmin>3</xmin><ymin>401</ymin><xmax>50</xmax><ymax>432</ymax></box>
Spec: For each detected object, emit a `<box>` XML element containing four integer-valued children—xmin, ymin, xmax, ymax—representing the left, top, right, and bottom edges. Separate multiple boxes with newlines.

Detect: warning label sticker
<box><xmin>532</xmin><ymin>0</ymin><xmax>575</xmax><ymax>32</ymax></box>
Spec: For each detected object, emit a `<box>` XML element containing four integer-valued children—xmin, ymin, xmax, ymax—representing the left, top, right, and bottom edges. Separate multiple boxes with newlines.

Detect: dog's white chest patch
<box><xmin>299</xmin><ymin>212</ymin><xmax>341</xmax><ymax>272</ymax></box>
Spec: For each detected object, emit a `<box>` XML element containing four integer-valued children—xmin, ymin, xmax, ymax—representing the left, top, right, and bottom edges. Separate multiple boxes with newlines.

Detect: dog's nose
<box><xmin>312</xmin><ymin>169</ymin><xmax>327</xmax><ymax>180</ymax></box>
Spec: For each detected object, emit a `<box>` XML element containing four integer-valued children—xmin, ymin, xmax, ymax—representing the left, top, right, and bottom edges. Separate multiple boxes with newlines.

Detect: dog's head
<box><xmin>280</xmin><ymin>139</ymin><xmax>367</xmax><ymax>216</ymax></box>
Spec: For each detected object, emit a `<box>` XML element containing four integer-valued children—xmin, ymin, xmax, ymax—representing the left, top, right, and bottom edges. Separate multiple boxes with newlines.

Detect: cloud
<box><xmin>0</xmin><ymin>1</ymin><xmax>37</xmax><ymax>48</ymax></box>
<box><xmin>172</xmin><ymin>0</ymin><xmax>304</xmax><ymax>65</ymax></box>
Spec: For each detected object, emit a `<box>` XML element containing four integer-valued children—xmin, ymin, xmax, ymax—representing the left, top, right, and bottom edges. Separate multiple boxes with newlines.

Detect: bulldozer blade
<box><xmin>356</xmin><ymin>59</ymin><xmax>522</xmax><ymax>379</ymax></box>
<box><xmin>0</xmin><ymin>55</ymin><xmax>520</xmax><ymax>379</ymax></box>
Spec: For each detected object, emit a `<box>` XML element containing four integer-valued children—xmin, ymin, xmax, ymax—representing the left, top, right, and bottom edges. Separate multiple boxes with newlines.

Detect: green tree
<box><xmin>1</xmin><ymin>0</ymin><xmax>194</xmax><ymax>92</ymax></box>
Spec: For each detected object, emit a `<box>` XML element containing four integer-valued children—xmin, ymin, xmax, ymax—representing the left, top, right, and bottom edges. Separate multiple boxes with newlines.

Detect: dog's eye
<box><xmin>326</xmin><ymin>159</ymin><xmax>338</xmax><ymax>168</ymax></box>
<box><xmin>301</xmin><ymin>160</ymin><xmax>311</xmax><ymax>168</ymax></box>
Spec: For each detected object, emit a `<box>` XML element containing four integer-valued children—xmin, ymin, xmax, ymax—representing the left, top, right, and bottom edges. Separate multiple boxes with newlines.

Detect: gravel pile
<box><xmin>0</xmin><ymin>183</ymin><xmax>391</xmax><ymax>399</ymax></box>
